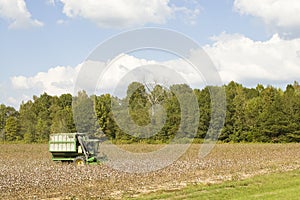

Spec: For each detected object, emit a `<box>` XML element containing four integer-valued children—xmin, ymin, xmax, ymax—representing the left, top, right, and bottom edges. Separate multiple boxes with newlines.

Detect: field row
<box><xmin>0</xmin><ymin>143</ymin><xmax>299</xmax><ymax>199</ymax></box>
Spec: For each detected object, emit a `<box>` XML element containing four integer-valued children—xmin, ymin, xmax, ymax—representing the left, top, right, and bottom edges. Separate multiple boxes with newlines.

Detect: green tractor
<box><xmin>49</xmin><ymin>133</ymin><xmax>102</xmax><ymax>166</ymax></box>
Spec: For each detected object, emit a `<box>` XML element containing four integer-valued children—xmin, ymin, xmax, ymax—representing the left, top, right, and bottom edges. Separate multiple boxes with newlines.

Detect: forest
<box><xmin>0</xmin><ymin>81</ymin><xmax>300</xmax><ymax>143</ymax></box>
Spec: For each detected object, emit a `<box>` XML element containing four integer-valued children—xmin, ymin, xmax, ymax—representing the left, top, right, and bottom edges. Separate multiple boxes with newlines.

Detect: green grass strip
<box><xmin>132</xmin><ymin>169</ymin><xmax>300</xmax><ymax>200</ymax></box>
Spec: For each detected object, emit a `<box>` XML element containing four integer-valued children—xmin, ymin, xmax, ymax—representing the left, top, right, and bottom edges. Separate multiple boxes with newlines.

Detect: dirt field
<box><xmin>0</xmin><ymin>143</ymin><xmax>299</xmax><ymax>199</ymax></box>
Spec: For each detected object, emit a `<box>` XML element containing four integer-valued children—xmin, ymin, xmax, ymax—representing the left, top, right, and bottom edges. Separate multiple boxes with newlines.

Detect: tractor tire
<box><xmin>74</xmin><ymin>156</ymin><xmax>85</xmax><ymax>166</ymax></box>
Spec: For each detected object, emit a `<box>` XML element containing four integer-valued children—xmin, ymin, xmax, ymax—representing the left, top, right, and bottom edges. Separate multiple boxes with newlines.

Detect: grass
<box><xmin>134</xmin><ymin>169</ymin><xmax>300</xmax><ymax>200</ymax></box>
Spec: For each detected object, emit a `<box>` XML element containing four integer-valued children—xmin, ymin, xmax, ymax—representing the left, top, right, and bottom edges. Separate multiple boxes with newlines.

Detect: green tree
<box><xmin>244</xmin><ymin>97</ymin><xmax>263</xmax><ymax>141</ymax></box>
<box><xmin>284</xmin><ymin>83</ymin><xmax>300</xmax><ymax>142</ymax></box>
<box><xmin>36</xmin><ymin>118</ymin><xmax>48</xmax><ymax>142</ymax></box>
<box><xmin>32</xmin><ymin>93</ymin><xmax>53</xmax><ymax>141</ymax></box>
<box><xmin>19</xmin><ymin>100</ymin><xmax>37</xmax><ymax>142</ymax></box>
<box><xmin>51</xmin><ymin>107</ymin><xmax>76</xmax><ymax>133</ymax></box>
<box><xmin>50</xmin><ymin>94</ymin><xmax>76</xmax><ymax>133</ymax></box>
<box><xmin>128</xmin><ymin>82</ymin><xmax>150</xmax><ymax>127</ymax></box>
<box><xmin>257</xmin><ymin>86</ymin><xmax>287</xmax><ymax>142</ymax></box>
<box><xmin>194</xmin><ymin>88</ymin><xmax>211</xmax><ymax>139</ymax></box>
<box><xmin>158</xmin><ymin>89</ymin><xmax>180</xmax><ymax>142</ymax></box>
<box><xmin>0</xmin><ymin>104</ymin><xmax>18</xmax><ymax>141</ymax></box>
<box><xmin>167</xmin><ymin>84</ymin><xmax>199</xmax><ymax>141</ymax></box>
<box><xmin>95</xmin><ymin>94</ymin><xmax>118</xmax><ymax>140</ymax></box>
<box><xmin>230</xmin><ymin>85</ymin><xmax>247</xmax><ymax>142</ymax></box>
<box><xmin>73</xmin><ymin>91</ymin><xmax>98</xmax><ymax>134</ymax></box>
<box><xmin>5</xmin><ymin>116</ymin><xmax>20</xmax><ymax>141</ymax></box>
<box><xmin>220</xmin><ymin>81</ymin><xmax>240</xmax><ymax>141</ymax></box>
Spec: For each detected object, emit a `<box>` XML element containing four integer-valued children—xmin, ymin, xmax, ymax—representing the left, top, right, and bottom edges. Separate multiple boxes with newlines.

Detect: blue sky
<box><xmin>0</xmin><ymin>0</ymin><xmax>300</xmax><ymax>108</ymax></box>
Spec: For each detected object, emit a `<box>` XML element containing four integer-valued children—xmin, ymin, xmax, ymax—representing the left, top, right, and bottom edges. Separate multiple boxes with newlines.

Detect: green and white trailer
<box><xmin>49</xmin><ymin>133</ymin><xmax>101</xmax><ymax>166</ymax></box>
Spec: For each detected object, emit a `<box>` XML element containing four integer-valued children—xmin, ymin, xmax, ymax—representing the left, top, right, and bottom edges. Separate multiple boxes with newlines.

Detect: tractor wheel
<box><xmin>74</xmin><ymin>156</ymin><xmax>85</xmax><ymax>166</ymax></box>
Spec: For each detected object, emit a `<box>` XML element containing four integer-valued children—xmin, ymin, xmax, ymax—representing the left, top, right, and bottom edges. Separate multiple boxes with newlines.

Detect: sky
<box><xmin>0</xmin><ymin>0</ymin><xmax>300</xmax><ymax>108</ymax></box>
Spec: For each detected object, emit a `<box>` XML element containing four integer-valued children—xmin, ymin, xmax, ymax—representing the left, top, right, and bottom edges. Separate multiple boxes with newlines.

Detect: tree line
<box><xmin>1</xmin><ymin>81</ymin><xmax>300</xmax><ymax>143</ymax></box>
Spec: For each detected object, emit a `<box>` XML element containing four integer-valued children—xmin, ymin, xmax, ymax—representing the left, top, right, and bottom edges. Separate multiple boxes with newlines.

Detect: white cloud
<box><xmin>7</xmin><ymin>97</ymin><xmax>19</xmax><ymax>106</ymax></box>
<box><xmin>59</xmin><ymin>0</ymin><xmax>199</xmax><ymax>28</ymax></box>
<box><xmin>99</xmin><ymin>54</ymin><xmax>156</xmax><ymax>90</ymax></box>
<box><xmin>11</xmin><ymin>65</ymin><xmax>80</xmax><ymax>96</ymax></box>
<box><xmin>7</xmin><ymin>35</ymin><xmax>300</xmax><ymax>107</ymax></box>
<box><xmin>173</xmin><ymin>4</ymin><xmax>201</xmax><ymax>25</ymax></box>
<box><xmin>234</xmin><ymin>0</ymin><xmax>300</xmax><ymax>29</ymax></box>
<box><xmin>46</xmin><ymin>0</ymin><xmax>55</xmax><ymax>6</ymax></box>
<box><xmin>96</xmin><ymin>54</ymin><xmax>205</xmax><ymax>96</ymax></box>
<box><xmin>11</xmin><ymin>76</ymin><xmax>30</xmax><ymax>89</ymax></box>
<box><xmin>8</xmin><ymin>54</ymin><xmax>204</xmax><ymax>106</ymax></box>
<box><xmin>56</xmin><ymin>19</ymin><xmax>67</xmax><ymax>25</ymax></box>
<box><xmin>0</xmin><ymin>0</ymin><xmax>44</xmax><ymax>29</ymax></box>
<box><xmin>204</xmin><ymin>32</ymin><xmax>300</xmax><ymax>86</ymax></box>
